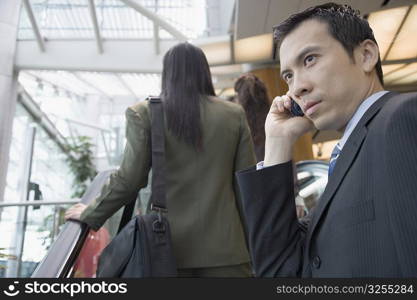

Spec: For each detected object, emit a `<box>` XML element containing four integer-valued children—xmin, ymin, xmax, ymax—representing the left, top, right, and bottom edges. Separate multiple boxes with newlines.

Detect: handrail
<box><xmin>31</xmin><ymin>169</ymin><xmax>115</xmax><ymax>278</ymax></box>
<box><xmin>0</xmin><ymin>200</ymin><xmax>80</xmax><ymax>207</ymax></box>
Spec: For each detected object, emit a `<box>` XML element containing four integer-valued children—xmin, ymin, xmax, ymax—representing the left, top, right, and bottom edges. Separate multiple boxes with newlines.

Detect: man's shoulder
<box><xmin>382</xmin><ymin>91</ymin><xmax>417</xmax><ymax>114</ymax></box>
<box><xmin>388</xmin><ymin>91</ymin><xmax>417</xmax><ymax>101</ymax></box>
<box><xmin>372</xmin><ymin>91</ymin><xmax>417</xmax><ymax>135</ymax></box>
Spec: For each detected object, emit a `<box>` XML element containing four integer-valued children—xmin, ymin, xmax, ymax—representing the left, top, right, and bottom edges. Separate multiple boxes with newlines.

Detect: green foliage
<box><xmin>0</xmin><ymin>248</ymin><xmax>17</xmax><ymax>270</ymax></box>
<box><xmin>65</xmin><ymin>136</ymin><xmax>97</xmax><ymax>198</ymax></box>
<box><xmin>0</xmin><ymin>248</ymin><xmax>16</xmax><ymax>260</ymax></box>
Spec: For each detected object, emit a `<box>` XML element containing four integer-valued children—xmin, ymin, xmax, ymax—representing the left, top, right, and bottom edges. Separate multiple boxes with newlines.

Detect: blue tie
<box><xmin>328</xmin><ymin>143</ymin><xmax>341</xmax><ymax>177</ymax></box>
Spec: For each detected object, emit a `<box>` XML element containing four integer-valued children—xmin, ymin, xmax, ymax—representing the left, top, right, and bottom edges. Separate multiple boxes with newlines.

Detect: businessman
<box><xmin>236</xmin><ymin>3</ymin><xmax>417</xmax><ymax>277</ymax></box>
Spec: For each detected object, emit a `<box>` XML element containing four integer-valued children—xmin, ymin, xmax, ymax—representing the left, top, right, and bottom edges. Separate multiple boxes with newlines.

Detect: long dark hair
<box><xmin>161</xmin><ymin>42</ymin><xmax>215</xmax><ymax>150</ymax></box>
<box><xmin>234</xmin><ymin>73</ymin><xmax>270</xmax><ymax>150</ymax></box>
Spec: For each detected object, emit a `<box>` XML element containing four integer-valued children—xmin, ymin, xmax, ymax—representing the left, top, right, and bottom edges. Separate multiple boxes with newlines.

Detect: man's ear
<box><xmin>358</xmin><ymin>39</ymin><xmax>380</xmax><ymax>73</ymax></box>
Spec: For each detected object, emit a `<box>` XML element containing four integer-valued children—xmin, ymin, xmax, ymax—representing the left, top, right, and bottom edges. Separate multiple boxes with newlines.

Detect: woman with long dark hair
<box><xmin>65</xmin><ymin>42</ymin><xmax>256</xmax><ymax>277</ymax></box>
<box><xmin>234</xmin><ymin>73</ymin><xmax>306</xmax><ymax>218</ymax></box>
<box><xmin>234</xmin><ymin>73</ymin><xmax>270</xmax><ymax>162</ymax></box>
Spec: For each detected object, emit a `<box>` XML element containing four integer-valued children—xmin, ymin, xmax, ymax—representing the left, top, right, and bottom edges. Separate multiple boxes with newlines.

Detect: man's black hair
<box><xmin>272</xmin><ymin>2</ymin><xmax>384</xmax><ymax>85</ymax></box>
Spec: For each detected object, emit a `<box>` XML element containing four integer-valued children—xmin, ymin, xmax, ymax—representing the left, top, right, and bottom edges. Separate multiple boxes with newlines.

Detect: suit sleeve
<box><xmin>384</xmin><ymin>96</ymin><xmax>417</xmax><ymax>277</ymax></box>
<box><xmin>80</xmin><ymin>106</ymin><xmax>151</xmax><ymax>231</ymax></box>
<box><xmin>236</xmin><ymin>161</ymin><xmax>306</xmax><ymax>277</ymax></box>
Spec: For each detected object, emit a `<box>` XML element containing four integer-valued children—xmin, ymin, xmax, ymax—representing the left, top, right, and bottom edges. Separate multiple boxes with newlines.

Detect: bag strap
<box><xmin>148</xmin><ymin>96</ymin><xmax>168</xmax><ymax>213</ymax></box>
<box><xmin>118</xmin><ymin>194</ymin><xmax>136</xmax><ymax>233</ymax></box>
<box><xmin>118</xmin><ymin>96</ymin><xmax>167</xmax><ymax>232</ymax></box>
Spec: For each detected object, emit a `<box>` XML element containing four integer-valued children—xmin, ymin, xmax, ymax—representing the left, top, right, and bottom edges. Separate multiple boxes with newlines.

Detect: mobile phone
<box><xmin>290</xmin><ymin>99</ymin><xmax>304</xmax><ymax>117</ymax></box>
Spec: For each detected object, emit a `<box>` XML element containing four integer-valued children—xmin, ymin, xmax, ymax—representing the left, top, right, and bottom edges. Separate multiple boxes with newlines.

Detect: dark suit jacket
<box><xmin>81</xmin><ymin>97</ymin><xmax>256</xmax><ymax>268</ymax></box>
<box><xmin>236</xmin><ymin>91</ymin><xmax>417</xmax><ymax>277</ymax></box>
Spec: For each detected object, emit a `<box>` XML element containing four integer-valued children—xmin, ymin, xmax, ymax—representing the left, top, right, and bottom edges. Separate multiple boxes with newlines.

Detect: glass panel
<box><xmin>4</xmin><ymin>105</ymin><xmax>31</xmax><ymax>205</ymax></box>
<box><xmin>4</xmin><ymin>103</ymin><xmax>72</xmax><ymax>206</ymax></box>
<box><xmin>97</xmin><ymin>0</ymin><xmax>154</xmax><ymax>39</ymax></box>
<box><xmin>1</xmin><ymin>99</ymin><xmax>74</xmax><ymax>277</ymax></box>
<box><xmin>31</xmin><ymin>128</ymin><xmax>73</xmax><ymax>203</ymax></box>
<box><xmin>19</xmin><ymin>0</ymin><xmax>208</xmax><ymax>40</ymax></box>
<box><xmin>22</xmin><ymin>0</ymin><xmax>94</xmax><ymax>39</ymax></box>
<box><xmin>17</xmin><ymin>2</ymin><xmax>35</xmax><ymax>40</ymax></box>
<box><xmin>0</xmin><ymin>204</ymin><xmax>71</xmax><ymax>278</ymax></box>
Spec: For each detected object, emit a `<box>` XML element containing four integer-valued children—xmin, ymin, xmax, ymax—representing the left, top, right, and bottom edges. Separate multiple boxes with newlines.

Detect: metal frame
<box><xmin>18</xmin><ymin>88</ymin><xmax>70</xmax><ymax>154</ymax></box>
<box><xmin>22</xmin><ymin>0</ymin><xmax>45</xmax><ymax>52</ymax></box>
<box><xmin>119</xmin><ymin>0</ymin><xmax>188</xmax><ymax>41</ymax></box>
<box><xmin>6</xmin><ymin>125</ymin><xmax>36</xmax><ymax>277</ymax></box>
<box><xmin>87</xmin><ymin>0</ymin><xmax>103</xmax><ymax>54</ymax></box>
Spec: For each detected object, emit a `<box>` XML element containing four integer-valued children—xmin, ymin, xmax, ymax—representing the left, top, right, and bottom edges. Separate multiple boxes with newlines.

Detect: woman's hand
<box><xmin>65</xmin><ymin>203</ymin><xmax>87</xmax><ymax>221</ymax></box>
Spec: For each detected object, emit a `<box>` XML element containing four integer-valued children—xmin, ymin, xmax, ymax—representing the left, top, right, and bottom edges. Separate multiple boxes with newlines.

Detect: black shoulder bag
<box><xmin>96</xmin><ymin>97</ymin><xmax>177</xmax><ymax>277</ymax></box>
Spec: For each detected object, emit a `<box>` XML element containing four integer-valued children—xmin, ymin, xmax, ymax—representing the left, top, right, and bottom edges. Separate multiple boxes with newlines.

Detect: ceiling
<box><xmin>15</xmin><ymin>0</ymin><xmax>417</xmax><ymax>100</ymax></box>
<box><xmin>235</xmin><ymin>0</ymin><xmax>417</xmax><ymax>39</ymax></box>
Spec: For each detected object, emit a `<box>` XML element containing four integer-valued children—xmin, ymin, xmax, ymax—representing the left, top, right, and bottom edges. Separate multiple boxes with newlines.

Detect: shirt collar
<box><xmin>338</xmin><ymin>90</ymin><xmax>389</xmax><ymax>149</ymax></box>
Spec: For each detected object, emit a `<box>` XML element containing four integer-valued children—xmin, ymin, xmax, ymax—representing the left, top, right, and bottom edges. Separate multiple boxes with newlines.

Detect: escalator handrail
<box><xmin>296</xmin><ymin>159</ymin><xmax>329</xmax><ymax>169</ymax></box>
<box><xmin>31</xmin><ymin>169</ymin><xmax>115</xmax><ymax>278</ymax></box>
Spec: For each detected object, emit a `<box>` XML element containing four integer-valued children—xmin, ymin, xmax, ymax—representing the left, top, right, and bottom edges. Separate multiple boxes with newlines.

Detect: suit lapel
<box><xmin>305</xmin><ymin>92</ymin><xmax>397</xmax><ymax>256</ymax></box>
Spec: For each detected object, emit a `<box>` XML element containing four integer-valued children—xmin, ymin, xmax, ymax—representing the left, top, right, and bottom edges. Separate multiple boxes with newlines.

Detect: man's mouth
<box><xmin>303</xmin><ymin>100</ymin><xmax>321</xmax><ymax>117</ymax></box>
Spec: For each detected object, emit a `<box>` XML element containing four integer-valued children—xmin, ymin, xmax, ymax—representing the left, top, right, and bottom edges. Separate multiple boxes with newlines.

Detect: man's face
<box><xmin>279</xmin><ymin>19</ymin><xmax>366</xmax><ymax>131</ymax></box>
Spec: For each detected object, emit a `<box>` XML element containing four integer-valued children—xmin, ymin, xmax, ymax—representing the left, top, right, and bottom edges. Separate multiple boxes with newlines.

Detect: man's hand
<box><xmin>264</xmin><ymin>94</ymin><xmax>314</xmax><ymax>166</ymax></box>
<box><xmin>65</xmin><ymin>203</ymin><xmax>87</xmax><ymax>221</ymax></box>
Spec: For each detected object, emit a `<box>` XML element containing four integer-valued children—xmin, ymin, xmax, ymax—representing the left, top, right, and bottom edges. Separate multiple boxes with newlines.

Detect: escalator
<box><xmin>31</xmin><ymin>170</ymin><xmax>135</xmax><ymax>278</ymax></box>
<box><xmin>296</xmin><ymin>160</ymin><xmax>329</xmax><ymax>212</ymax></box>
<box><xmin>31</xmin><ymin>160</ymin><xmax>328</xmax><ymax>278</ymax></box>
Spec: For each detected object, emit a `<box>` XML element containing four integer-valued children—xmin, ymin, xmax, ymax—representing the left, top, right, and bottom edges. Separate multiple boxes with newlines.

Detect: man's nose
<box><xmin>292</xmin><ymin>74</ymin><xmax>312</xmax><ymax>98</ymax></box>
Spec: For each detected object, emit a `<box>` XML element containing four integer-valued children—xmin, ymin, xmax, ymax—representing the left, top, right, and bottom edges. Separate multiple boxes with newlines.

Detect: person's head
<box><xmin>161</xmin><ymin>42</ymin><xmax>215</xmax><ymax>150</ymax></box>
<box><xmin>234</xmin><ymin>73</ymin><xmax>270</xmax><ymax>146</ymax></box>
<box><xmin>234</xmin><ymin>73</ymin><xmax>270</xmax><ymax>109</ymax></box>
<box><xmin>273</xmin><ymin>3</ymin><xmax>384</xmax><ymax>131</ymax></box>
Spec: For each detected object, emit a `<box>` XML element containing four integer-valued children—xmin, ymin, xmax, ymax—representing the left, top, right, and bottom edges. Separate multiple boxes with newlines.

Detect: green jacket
<box><xmin>80</xmin><ymin>96</ymin><xmax>256</xmax><ymax>268</ymax></box>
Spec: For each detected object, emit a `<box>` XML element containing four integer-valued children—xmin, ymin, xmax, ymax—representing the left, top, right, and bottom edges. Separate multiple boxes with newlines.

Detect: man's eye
<box><xmin>284</xmin><ymin>73</ymin><xmax>293</xmax><ymax>82</ymax></box>
<box><xmin>304</xmin><ymin>55</ymin><xmax>316</xmax><ymax>65</ymax></box>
